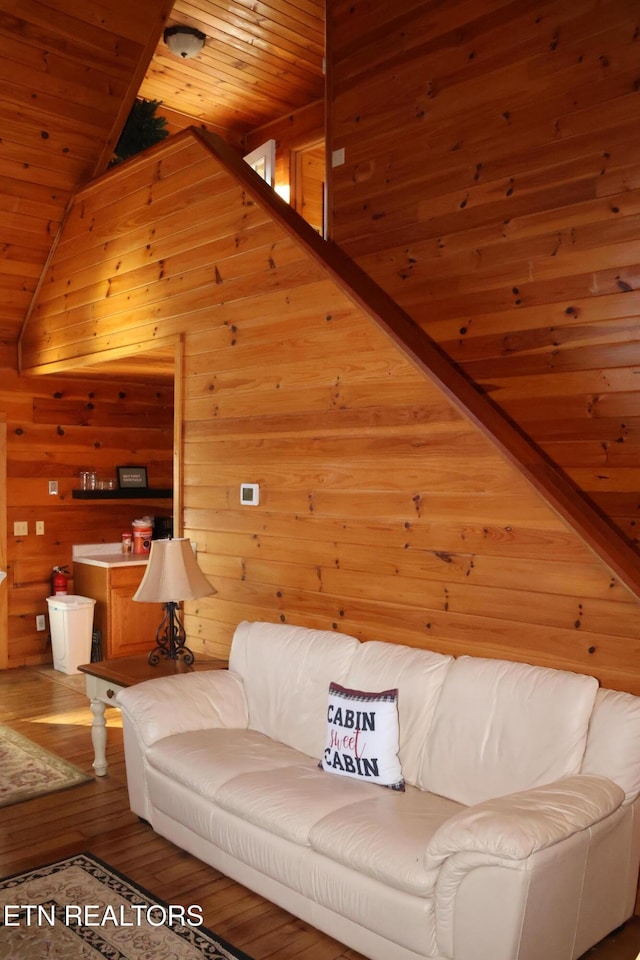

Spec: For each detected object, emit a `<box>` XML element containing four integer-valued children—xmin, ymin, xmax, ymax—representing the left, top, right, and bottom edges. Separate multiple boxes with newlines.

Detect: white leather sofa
<box><xmin>117</xmin><ymin>621</ymin><xmax>640</xmax><ymax>960</ymax></box>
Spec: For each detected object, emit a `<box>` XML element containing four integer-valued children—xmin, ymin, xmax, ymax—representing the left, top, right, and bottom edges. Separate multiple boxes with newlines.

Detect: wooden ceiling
<box><xmin>140</xmin><ymin>0</ymin><xmax>325</xmax><ymax>136</ymax></box>
<box><xmin>0</xmin><ymin>0</ymin><xmax>325</xmax><ymax>378</ymax></box>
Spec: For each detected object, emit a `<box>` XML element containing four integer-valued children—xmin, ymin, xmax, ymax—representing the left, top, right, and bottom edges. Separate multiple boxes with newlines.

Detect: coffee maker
<box><xmin>153</xmin><ymin>515</ymin><xmax>173</xmax><ymax>539</ymax></box>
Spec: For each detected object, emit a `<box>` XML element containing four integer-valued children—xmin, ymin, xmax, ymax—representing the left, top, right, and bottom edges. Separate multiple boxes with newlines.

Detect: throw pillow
<box><xmin>320</xmin><ymin>681</ymin><xmax>405</xmax><ymax>791</ymax></box>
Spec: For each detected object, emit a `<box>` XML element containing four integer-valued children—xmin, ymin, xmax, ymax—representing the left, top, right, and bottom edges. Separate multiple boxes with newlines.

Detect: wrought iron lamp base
<box><xmin>147</xmin><ymin>601</ymin><xmax>195</xmax><ymax>665</ymax></box>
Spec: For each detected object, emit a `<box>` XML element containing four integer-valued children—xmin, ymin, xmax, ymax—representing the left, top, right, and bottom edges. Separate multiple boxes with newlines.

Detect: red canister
<box><xmin>132</xmin><ymin>519</ymin><xmax>153</xmax><ymax>554</ymax></box>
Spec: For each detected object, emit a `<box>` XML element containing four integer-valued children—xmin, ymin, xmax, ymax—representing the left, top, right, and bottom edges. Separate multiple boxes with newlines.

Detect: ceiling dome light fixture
<box><xmin>163</xmin><ymin>25</ymin><xmax>206</xmax><ymax>59</ymax></box>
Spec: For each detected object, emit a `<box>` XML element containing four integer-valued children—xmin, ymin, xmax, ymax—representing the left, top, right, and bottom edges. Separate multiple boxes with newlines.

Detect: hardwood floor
<box><xmin>1</xmin><ymin>666</ymin><xmax>639</xmax><ymax>960</ymax></box>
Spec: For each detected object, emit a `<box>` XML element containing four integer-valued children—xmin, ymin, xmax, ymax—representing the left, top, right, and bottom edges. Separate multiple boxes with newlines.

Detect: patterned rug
<box><xmin>0</xmin><ymin>724</ymin><xmax>92</xmax><ymax>807</ymax></box>
<box><xmin>0</xmin><ymin>853</ymin><xmax>255</xmax><ymax>960</ymax></box>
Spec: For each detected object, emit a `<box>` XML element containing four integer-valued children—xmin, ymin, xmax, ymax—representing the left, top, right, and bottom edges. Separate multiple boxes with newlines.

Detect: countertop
<box><xmin>72</xmin><ymin>542</ymin><xmax>149</xmax><ymax>568</ymax></box>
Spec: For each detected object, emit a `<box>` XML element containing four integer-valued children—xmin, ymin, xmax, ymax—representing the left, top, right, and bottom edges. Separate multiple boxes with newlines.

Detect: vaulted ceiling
<box><xmin>140</xmin><ymin>0</ymin><xmax>325</xmax><ymax>136</ymax></box>
<box><xmin>0</xmin><ymin>0</ymin><xmax>324</xmax><ymax>364</ymax></box>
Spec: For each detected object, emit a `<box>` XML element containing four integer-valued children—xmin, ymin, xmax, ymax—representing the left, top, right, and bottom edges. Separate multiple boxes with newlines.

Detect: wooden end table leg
<box><xmin>89</xmin><ymin>697</ymin><xmax>108</xmax><ymax>776</ymax></box>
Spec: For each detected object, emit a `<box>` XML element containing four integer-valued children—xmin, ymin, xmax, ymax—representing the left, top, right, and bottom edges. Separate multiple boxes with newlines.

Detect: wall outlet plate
<box><xmin>36</xmin><ymin>614</ymin><xmax>46</xmax><ymax>631</ymax></box>
<box><xmin>240</xmin><ymin>483</ymin><xmax>259</xmax><ymax>505</ymax></box>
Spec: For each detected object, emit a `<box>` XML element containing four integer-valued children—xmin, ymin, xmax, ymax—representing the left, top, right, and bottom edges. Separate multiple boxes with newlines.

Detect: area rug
<box><xmin>0</xmin><ymin>853</ymin><xmax>255</xmax><ymax>960</ymax></box>
<box><xmin>0</xmin><ymin>724</ymin><xmax>92</xmax><ymax>808</ymax></box>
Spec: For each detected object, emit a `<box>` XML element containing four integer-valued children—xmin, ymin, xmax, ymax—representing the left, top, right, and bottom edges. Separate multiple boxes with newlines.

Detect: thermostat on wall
<box><xmin>240</xmin><ymin>483</ymin><xmax>260</xmax><ymax>506</ymax></box>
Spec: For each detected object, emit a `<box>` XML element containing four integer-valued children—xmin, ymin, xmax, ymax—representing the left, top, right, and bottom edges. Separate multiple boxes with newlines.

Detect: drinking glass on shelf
<box><xmin>80</xmin><ymin>471</ymin><xmax>97</xmax><ymax>490</ymax></box>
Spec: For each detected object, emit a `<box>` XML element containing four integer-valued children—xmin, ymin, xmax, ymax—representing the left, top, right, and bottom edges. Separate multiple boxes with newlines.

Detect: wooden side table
<box><xmin>78</xmin><ymin>655</ymin><xmax>228</xmax><ymax>776</ymax></box>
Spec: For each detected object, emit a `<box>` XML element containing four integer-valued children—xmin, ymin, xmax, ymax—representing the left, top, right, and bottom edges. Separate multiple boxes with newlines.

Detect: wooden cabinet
<box><xmin>73</xmin><ymin>561</ymin><xmax>162</xmax><ymax>659</ymax></box>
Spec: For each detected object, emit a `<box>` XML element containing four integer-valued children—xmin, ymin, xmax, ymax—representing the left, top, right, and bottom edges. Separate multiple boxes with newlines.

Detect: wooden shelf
<box><xmin>72</xmin><ymin>488</ymin><xmax>173</xmax><ymax>500</ymax></box>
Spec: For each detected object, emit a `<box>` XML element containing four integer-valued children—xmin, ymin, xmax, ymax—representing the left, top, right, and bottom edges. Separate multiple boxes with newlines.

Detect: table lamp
<box><xmin>132</xmin><ymin>538</ymin><xmax>216</xmax><ymax>665</ymax></box>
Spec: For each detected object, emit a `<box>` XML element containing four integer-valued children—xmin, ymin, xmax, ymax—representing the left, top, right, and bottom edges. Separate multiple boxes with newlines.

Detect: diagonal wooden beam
<box><xmin>196</xmin><ymin>127</ymin><xmax>640</xmax><ymax>600</ymax></box>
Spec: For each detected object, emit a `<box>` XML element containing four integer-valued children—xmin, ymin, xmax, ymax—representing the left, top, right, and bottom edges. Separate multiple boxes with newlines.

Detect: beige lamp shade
<box><xmin>133</xmin><ymin>538</ymin><xmax>216</xmax><ymax>603</ymax></box>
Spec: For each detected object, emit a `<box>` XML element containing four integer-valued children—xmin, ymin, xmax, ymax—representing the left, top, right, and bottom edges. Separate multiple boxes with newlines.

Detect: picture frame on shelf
<box><xmin>117</xmin><ymin>465</ymin><xmax>148</xmax><ymax>489</ymax></box>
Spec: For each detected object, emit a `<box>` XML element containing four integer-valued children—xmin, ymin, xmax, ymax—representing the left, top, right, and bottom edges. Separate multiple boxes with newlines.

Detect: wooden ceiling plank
<box><xmin>138</xmin><ymin>85</ymin><xmax>265</xmax><ymax>130</ymax></box>
<box><xmin>0</xmin><ymin>147</ymin><xmax>88</xmax><ymax>189</ymax></box>
<box><xmin>168</xmin><ymin>5</ymin><xmax>323</xmax><ymax>72</ymax></box>
<box><xmin>0</xmin><ymin>52</ymin><xmax>132</xmax><ymax>115</ymax></box>
<box><xmin>144</xmin><ymin>61</ymin><xmax>316</xmax><ymax>121</ymax></box>
<box><xmin>152</xmin><ymin>33</ymin><xmax>322</xmax><ymax>92</ymax></box>
<box><xmin>0</xmin><ymin>258</ymin><xmax>48</xmax><ymax>281</ymax></box>
<box><xmin>0</xmin><ymin>76</ymin><xmax>113</xmax><ymax>131</ymax></box>
<box><xmin>178</xmin><ymin>0</ymin><xmax>323</xmax><ymax>51</ymax></box>
<box><xmin>136</xmin><ymin>0</ymin><xmax>325</xmax><ymax>139</ymax></box>
<box><xmin>0</xmin><ymin>23</ymin><xmax>137</xmax><ymax>82</ymax></box>
<box><xmin>151</xmin><ymin>44</ymin><xmax>321</xmax><ymax>100</ymax></box>
<box><xmin>15</xmin><ymin>0</ymin><xmax>159</xmax><ymax>48</ymax></box>
<box><xmin>0</xmin><ymin>188</ymin><xmax>61</xmax><ymax>223</ymax></box>
<box><xmin>183</xmin><ymin>0</ymin><xmax>324</xmax><ymax>37</ymax></box>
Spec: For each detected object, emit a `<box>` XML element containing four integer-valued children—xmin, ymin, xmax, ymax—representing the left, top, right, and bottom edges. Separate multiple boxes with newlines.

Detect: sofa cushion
<box><xmin>419</xmin><ymin>655</ymin><xmax>599</xmax><ymax>805</ymax></box>
<box><xmin>147</xmin><ymin>777</ymin><xmax>441</xmax><ymax>958</ymax></box>
<box><xmin>344</xmin><ymin>640</ymin><xmax>453</xmax><ymax>787</ymax></box>
<box><xmin>229</xmin><ymin>621</ymin><xmax>360</xmax><ymax>758</ymax></box>
<box><xmin>214</xmin><ymin>762</ymin><xmax>380</xmax><ymax>845</ymax></box>
<box><xmin>320</xmin><ymin>682</ymin><xmax>404</xmax><ymax>790</ymax></box>
<box><xmin>145</xmin><ymin>728</ymin><xmax>307</xmax><ymax>798</ymax></box>
<box><xmin>309</xmin><ymin>786</ymin><xmax>463</xmax><ymax>896</ymax></box>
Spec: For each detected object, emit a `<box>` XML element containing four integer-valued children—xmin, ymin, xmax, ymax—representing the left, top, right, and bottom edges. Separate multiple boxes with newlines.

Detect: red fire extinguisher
<box><xmin>52</xmin><ymin>566</ymin><xmax>70</xmax><ymax>596</ymax></box>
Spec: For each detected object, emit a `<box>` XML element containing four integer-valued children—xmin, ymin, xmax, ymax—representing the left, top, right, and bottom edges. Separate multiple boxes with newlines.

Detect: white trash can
<box><xmin>46</xmin><ymin>595</ymin><xmax>96</xmax><ymax>675</ymax></box>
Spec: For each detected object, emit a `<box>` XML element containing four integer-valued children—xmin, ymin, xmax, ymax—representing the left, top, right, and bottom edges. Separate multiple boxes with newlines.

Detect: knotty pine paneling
<box><xmin>0</xmin><ymin>355</ymin><xmax>173</xmax><ymax>667</ymax></box>
<box><xmin>294</xmin><ymin>141</ymin><xmax>325</xmax><ymax>233</ymax></box>
<box><xmin>0</xmin><ymin>0</ymin><xmax>174</xmax><ymax>340</ymax></box>
<box><xmin>138</xmin><ymin>0</ymin><xmax>325</xmax><ymax>134</ymax></box>
<box><xmin>180</xmin><ymin>312</ymin><xmax>640</xmax><ymax>692</ymax></box>
<box><xmin>21</xmin><ymin>129</ymin><xmax>640</xmax><ymax>693</ymax></box>
<box><xmin>328</xmin><ymin>0</ymin><xmax>640</xmax><ymax>565</ymax></box>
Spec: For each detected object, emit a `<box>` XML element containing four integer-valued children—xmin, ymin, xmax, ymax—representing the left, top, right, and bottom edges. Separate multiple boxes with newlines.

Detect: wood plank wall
<box><xmin>19</xmin><ymin>131</ymin><xmax>640</xmax><ymax>693</ymax></box>
<box><xmin>327</xmin><ymin>0</ymin><xmax>640</xmax><ymax>559</ymax></box>
<box><xmin>0</xmin><ymin>0</ymin><xmax>172</xmax><ymax>341</ymax></box>
<box><xmin>294</xmin><ymin>141</ymin><xmax>326</xmax><ymax>233</ymax></box>
<box><xmin>0</xmin><ymin>342</ymin><xmax>173</xmax><ymax>668</ymax></box>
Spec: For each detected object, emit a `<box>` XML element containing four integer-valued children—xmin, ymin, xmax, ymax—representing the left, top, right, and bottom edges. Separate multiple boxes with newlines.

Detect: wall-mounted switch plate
<box><xmin>13</xmin><ymin>521</ymin><xmax>28</xmax><ymax>536</ymax></box>
<box><xmin>36</xmin><ymin>521</ymin><xmax>45</xmax><ymax>535</ymax></box>
<box><xmin>240</xmin><ymin>483</ymin><xmax>260</xmax><ymax>506</ymax></box>
<box><xmin>332</xmin><ymin>147</ymin><xmax>346</xmax><ymax>168</ymax></box>
<box><xmin>36</xmin><ymin>615</ymin><xmax>46</xmax><ymax>631</ymax></box>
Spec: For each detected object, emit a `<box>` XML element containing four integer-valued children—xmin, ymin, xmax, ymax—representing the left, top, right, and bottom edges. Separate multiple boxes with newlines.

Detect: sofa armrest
<box><xmin>117</xmin><ymin>669</ymin><xmax>249</xmax><ymax>748</ymax></box>
<box><xmin>426</xmin><ymin>774</ymin><xmax>623</xmax><ymax>874</ymax></box>
<box><xmin>426</xmin><ymin>774</ymin><xmax>625</xmax><ymax>960</ymax></box>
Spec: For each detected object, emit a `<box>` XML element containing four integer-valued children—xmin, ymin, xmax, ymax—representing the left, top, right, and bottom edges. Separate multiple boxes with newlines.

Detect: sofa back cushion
<box><xmin>344</xmin><ymin>640</ymin><xmax>453</xmax><ymax>787</ymax></box>
<box><xmin>229</xmin><ymin>621</ymin><xmax>360</xmax><ymax>758</ymax></box>
<box><xmin>581</xmin><ymin>687</ymin><xmax>640</xmax><ymax>803</ymax></box>
<box><xmin>419</xmin><ymin>655</ymin><xmax>599</xmax><ymax>805</ymax></box>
